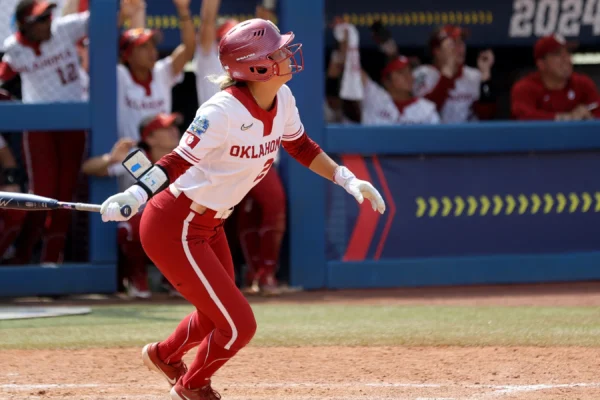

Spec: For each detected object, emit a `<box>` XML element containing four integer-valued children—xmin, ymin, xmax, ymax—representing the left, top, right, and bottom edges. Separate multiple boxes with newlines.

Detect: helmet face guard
<box><xmin>270</xmin><ymin>41</ymin><xmax>303</xmax><ymax>78</ymax></box>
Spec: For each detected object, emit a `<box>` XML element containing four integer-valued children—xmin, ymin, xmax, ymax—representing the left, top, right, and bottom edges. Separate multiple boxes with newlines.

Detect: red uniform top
<box><xmin>511</xmin><ymin>72</ymin><xmax>600</xmax><ymax>120</ymax></box>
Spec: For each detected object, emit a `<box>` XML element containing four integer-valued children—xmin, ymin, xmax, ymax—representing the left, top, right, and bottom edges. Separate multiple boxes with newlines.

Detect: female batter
<box><xmin>100</xmin><ymin>18</ymin><xmax>385</xmax><ymax>400</ymax></box>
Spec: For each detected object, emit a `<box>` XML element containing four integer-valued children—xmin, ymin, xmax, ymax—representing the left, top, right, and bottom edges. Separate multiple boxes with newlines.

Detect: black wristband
<box><xmin>135</xmin><ymin>164</ymin><xmax>170</xmax><ymax>199</ymax></box>
<box><xmin>479</xmin><ymin>80</ymin><xmax>496</xmax><ymax>103</ymax></box>
<box><xmin>2</xmin><ymin>168</ymin><xmax>21</xmax><ymax>185</ymax></box>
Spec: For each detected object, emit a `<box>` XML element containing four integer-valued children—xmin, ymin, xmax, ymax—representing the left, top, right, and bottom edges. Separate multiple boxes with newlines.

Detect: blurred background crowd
<box><xmin>0</xmin><ymin>0</ymin><xmax>599</xmax><ymax>298</ymax></box>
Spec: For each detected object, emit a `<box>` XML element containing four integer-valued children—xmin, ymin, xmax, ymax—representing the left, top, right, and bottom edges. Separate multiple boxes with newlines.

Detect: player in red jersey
<box><xmin>100</xmin><ymin>18</ymin><xmax>386</xmax><ymax>400</ymax></box>
<box><xmin>511</xmin><ymin>34</ymin><xmax>600</xmax><ymax>121</ymax></box>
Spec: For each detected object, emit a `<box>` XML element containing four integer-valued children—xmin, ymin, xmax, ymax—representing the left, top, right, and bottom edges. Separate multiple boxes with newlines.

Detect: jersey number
<box><xmin>56</xmin><ymin>63</ymin><xmax>78</xmax><ymax>85</ymax></box>
<box><xmin>253</xmin><ymin>158</ymin><xmax>274</xmax><ymax>183</ymax></box>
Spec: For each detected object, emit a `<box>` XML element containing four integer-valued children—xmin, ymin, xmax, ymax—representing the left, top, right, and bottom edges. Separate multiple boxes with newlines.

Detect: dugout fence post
<box><xmin>279</xmin><ymin>0</ymin><xmax>327</xmax><ymax>289</ymax></box>
<box><xmin>88</xmin><ymin>0</ymin><xmax>119</xmax><ymax>268</ymax></box>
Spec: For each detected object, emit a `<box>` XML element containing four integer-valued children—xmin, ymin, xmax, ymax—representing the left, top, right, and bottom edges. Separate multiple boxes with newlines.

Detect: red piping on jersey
<box><xmin>127</xmin><ymin>66</ymin><xmax>153</xmax><ymax>96</ymax></box>
<box><xmin>15</xmin><ymin>32</ymin><xmax>42</xmax><ymax>56</ymax></box>
<box><xmin>282</xmin><ymin>131</ymin><xmax>323</xmax><ymax>168</ymax></box>
<box><xmin>225</xmin><ymin>85</ymin><xmax>277</xmax><ymax>137</ymax></box>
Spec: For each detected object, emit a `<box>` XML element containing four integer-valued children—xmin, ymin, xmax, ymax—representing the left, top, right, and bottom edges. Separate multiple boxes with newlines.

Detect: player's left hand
<box><xmin>100</xmin><ymin>188</ymin><xmax>143</xmax><ymax>222</ymax></box>
<box><xmin>334</xmin><ymin>166</ymin><xmax>386</xmax><ymax>214</ymax></box>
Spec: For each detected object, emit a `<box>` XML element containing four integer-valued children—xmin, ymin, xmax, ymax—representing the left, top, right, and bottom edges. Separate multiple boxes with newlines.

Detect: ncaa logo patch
<box><xmin>188</xmin><ymin>115</ymin><xmax>210</xmax><ymax>136</ymax></box>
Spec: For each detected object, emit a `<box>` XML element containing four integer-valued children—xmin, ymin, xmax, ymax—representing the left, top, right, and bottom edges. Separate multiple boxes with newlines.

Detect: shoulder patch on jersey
<box><xmin>188</xmin><ymin>115</ymin><xmax>210</xmax><ymax>136</ymax></box>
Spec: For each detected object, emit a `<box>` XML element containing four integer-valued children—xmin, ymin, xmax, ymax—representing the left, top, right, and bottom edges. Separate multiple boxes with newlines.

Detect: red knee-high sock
<box><xmin>158</xmin><ymin>311</ymin><xmax>215</xmax><ymax>364</ymax></box>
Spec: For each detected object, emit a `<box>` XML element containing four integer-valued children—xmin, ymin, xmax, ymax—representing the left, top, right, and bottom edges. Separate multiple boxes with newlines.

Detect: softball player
<box><xmin>117</xmin><ymin>0</ymin><xmax>194</xmax><ymax>141</ymax></box>
<box><xmin>100</xmin><ymin>18</ymin><xmax>386</xmax><ymax>399</ymax></box>
<box><xmin>0</xmin><ymin>0</ymin><xmax>88</xmax><ymax>264</ymax></box>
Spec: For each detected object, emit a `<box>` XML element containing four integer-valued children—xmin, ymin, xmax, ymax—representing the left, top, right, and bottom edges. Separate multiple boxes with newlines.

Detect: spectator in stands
<box><xmin>360</xmin><ymin>56</ymin><xmax>440</xmax><ymax>125</ymax></box>
<box><xmin>0</xmin><ymin>0</ymin><xmax>88</xmax><ymax>264</ymax></box>
<box><xmin>0</xmin><ymin>90</ymin><xmax>26</xmax><ymax>263</ymax></box>
<box><xmin>63</xmin><ymin>0</ymin><xmax>147</xmax><ymax>97</ymax></box>
<box><xmin>117</xmin><ymin>0</ymin><xmax>194</xmax><ymax>142</ymax></box>
<box><xmin>332</xmin><ymin>22</ymin><xmax>439</xmax><ymax>125</ymax></box>
<box><xmin>511</xmin><ymin>34</ymin><xmax>600</xmax><ymax>121</ymax></box>
<box><xmin>412</xmin><ymin>25</ymin><xmax>496</xmax><ymax>123</ymax></box>
<box><xmin>82</xmin><ymin>113</ymin><xmax>182</xmax><ymax>298</ymax></box>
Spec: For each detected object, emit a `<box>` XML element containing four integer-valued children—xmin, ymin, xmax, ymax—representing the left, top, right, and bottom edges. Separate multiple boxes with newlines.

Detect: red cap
<box><xmin>429</xmin><ymin>25</ymin><xmax>468</xmax><ymax>49</ymax></box>
<box><xmin>119</xmin><ymin>28</ymin><xmax>162</xmax><ymax>61</ymax></box>
<box><xmin>381</xmin><ymin>56</ymin><xmax>410</xmax><ymax>80</ymax></box>
<box><xmin>139</xmin><ymin>113</ymin><xmax>181</xmax><ymax>142</ymax></box>
<box><xmin>534</xmin><ymin>34</ymin><xmax>567</xmax><ymax>60</ymax></box>
<box><xmin>16</xmin><ymin>0</ymin><xmax>56</xmax><ymax>24</ymax></box>
<box><xmin>216</xmin><ymin>18</ymin><xmax>239</xmax><ymax>41</ymax></box>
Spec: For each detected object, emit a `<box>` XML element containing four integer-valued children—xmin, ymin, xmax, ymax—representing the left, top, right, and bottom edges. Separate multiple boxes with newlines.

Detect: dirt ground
<box><xmin>2</xmin><ymin>281</ymin><xmax>600</xmax><ymax>400</ymax></box>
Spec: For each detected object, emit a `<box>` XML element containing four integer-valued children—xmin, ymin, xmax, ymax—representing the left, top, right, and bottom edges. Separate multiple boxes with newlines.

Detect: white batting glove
<box><xmin>334</xmin><ymin>166</ymin><xmax>386</xmax><ymax>214</ymax></box>
<box><xmin>100</xmin><ymin>185</ymin><xmax>147</xmax><ymax>222</ymax></box>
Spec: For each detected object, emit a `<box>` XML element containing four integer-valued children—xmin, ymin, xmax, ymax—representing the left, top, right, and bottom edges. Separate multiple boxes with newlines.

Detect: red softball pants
<box><xmin>237</xmin><ymin>167</ymin><xmax>286</xmax><ymax>286</ymax></box>
<box><xmin>0</xmin><ymin>209</ymin><xmax>26</xmax><ymax>258</ymax></box>
<box><xmin>140</xmin><ymin>188</ymin><xmax>257</xmax><ymax>389</ymax></box>
<box><xmin>16</xmin><ymin>130</ymin><xmax>86</xmax><ymax>263</ymax></box>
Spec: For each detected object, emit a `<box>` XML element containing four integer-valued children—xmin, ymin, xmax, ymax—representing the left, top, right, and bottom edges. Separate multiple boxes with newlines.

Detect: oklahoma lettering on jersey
<box><xmin>362</xmin><ymin>77</ymin><xmax>440</xmax><ymax>125</ymax></box>
<box><xmin>413</xmin><ymin>65</ymin><xmax>481</xmax><ymax>123</ymax></box>
<box><xmin>1</xmin><ymin>12</ymin><xmax>88</xmax><ymax>103</ymax></box>
<box><xmin>117</xmin><ymin>56</ymin><xmax>183</xmax><ymax>140</ymax></box>
<box><xmin>173</xmin><ymin>84</ymin><xmax>303</xmax><ymax>211</ymax></box>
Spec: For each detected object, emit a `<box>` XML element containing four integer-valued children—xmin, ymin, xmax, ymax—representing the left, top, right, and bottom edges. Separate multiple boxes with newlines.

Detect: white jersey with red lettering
<box><xmin>173</xmin><ymin>84</ymin><xmax>302</xmax><ymax>212</ymax></box>
<box><xmin>1</xmin><ymin>11</ymin><xmax>88</xmax><ymax>103</ymax></box>
<box><xmin>194</xmin><ymin>43</ymin><xmax>223</xmax><ymax>106</ymax></box>
<box><xmin>362</xmin><ymin>77</ymin><xmax>440</xmax><ymax>125</ymax></box>
<box><xmin>412</xmin><ymin>64</ymin><xmax>481</xmax><ymax>123</ymax></box>
<box><xmin>117</xmin><ymin>56</ymin><xmax>183</xmax><ymax>141</ymax></box>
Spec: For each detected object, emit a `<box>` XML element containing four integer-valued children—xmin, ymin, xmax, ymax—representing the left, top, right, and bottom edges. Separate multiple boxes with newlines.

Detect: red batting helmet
<box><xmin>218</xmin><ymin>18</ymin><xmax>304</xmax><ymax>82</ymax></box>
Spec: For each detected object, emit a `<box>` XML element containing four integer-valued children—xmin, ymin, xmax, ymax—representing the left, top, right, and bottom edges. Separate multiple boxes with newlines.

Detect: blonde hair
<box><xmin>208</xmin><ymin>73</ymin><xmax>241</xmax><ymax>90</ymax></box>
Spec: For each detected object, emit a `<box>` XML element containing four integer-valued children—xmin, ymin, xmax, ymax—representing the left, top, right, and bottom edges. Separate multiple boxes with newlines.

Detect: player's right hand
<box><xmin>100</xmin><ymin>191</ymin><xmax>140</xmax><ymax>222</ymax></box>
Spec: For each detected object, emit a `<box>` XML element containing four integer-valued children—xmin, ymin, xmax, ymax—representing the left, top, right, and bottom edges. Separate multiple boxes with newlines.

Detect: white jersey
<box><xmin>79</xmin><ymin>67</ymin><xmax>89</xmax><ymax>100</ymax></box>
<box><xmin>413</xmin><ymin>65</ymin><xmax>481</xmax><ymax>123</ymax></box>
<box><xmin>117</xmin><ymin>57</ymin><xmax>183</xmax><ymax>141</ymax></box>
<box><xmin>1</xmin><ymin>11</ymin><xmax>88</xmax><ymax>103</ymax></box>
<box><xmin>173</xmin><ymin>84</ymin><xmax>303</xmax><ymax>212</ymax></box>
<box><xmin>194</xmin><ymin>43</ymin><xmax>223</xmax><ymax>106</ymax></box>
<box><xmin>362</xmin><ymin>77</ymin><xmax>439</xmax><ymax>125</ymax></box>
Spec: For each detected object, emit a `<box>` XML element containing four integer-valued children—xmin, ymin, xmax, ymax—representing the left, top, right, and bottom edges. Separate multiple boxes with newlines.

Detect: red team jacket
<box><xmin>511</xmin><ymin>72</ymin><xmax>600</xmax><ymax>120</ymax></box>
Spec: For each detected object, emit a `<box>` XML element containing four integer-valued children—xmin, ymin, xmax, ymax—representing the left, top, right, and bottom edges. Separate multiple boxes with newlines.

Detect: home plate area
<box><xmin>2</xmin><ymin>346</ymin><xmax>600</xmax><ymax>400</ymax></box>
